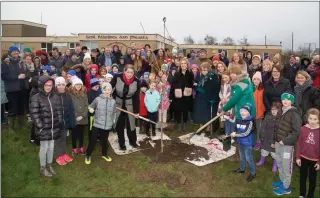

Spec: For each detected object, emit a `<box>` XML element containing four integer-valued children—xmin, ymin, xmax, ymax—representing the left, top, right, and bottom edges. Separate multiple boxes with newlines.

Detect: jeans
<box><xmin>224</xmin><ymin>120</ymin><xmax>235</xmax><ymax>135</ymax></box>
<box><xmin>40</xmin><ymin>140</ymin><xmax>54</xmax><ymax>167</ymax></box>
<box><xmin>239</xmin><ymin>144</ymin><xmax>256</xmax><ymax>175</ymax></box>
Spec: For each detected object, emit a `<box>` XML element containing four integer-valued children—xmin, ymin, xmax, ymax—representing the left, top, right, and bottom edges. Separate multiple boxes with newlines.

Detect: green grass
<box><xmin>1</xmin><ymin>123</ymin><xmax>319</xmax><ymax>197</ymax></box>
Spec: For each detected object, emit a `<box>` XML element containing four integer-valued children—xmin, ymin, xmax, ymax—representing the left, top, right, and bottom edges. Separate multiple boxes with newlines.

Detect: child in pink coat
<box><xmin>156</xmin><ymin>73</ymin><xmax>171</xmax><ymax>129</ymax></box>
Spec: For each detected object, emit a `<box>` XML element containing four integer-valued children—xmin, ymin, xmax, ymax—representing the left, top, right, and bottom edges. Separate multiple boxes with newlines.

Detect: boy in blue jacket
<box><xmin>144</xmin><ymin>81</ymin><xmax>161</xmax><ymax>136</ymax></box>
<box><xmin>230</xmin><ymin>104</ymin><xmax>256</xmax><ymax>182</ymax></box>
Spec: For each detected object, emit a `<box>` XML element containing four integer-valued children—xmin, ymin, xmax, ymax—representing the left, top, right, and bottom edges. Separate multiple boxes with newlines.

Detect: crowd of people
<box><xmin>1</xmin><ymin>43</ymin><xmax>320</xmax><ymax>197</ymax></box>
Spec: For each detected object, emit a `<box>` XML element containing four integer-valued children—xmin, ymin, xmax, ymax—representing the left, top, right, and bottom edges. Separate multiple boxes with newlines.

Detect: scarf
<box><xmin>199</xmin><ymin>72</ymin><xmax>209</xmax><ymax>87</ymax></box>
<box><xmin>122</xmin><ymin>73</ymin><xmax>134</xmax><ymax>86</ymax></box>
<box><xmin>294</xmin><ymin>79</ymin><xmax>313</xmax><ymax>105</ymax></box>
<box><xmin>26</xmin><ymin>62</ymin><xmax>35</xmax><ymax>72</ymax></box>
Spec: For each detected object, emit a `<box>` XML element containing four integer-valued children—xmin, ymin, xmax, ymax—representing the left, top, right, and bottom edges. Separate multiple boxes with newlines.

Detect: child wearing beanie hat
<box><xmin>70</xmin><ymin>76</ymin><xmax>88</xmax><ymax>156</ymax></box>
<box><xmin>252</xmin><ymin>71</ymin><xmax>265</xmax><ymax>151</ymax></box>
<box><xmin>272</xmin><ymin>92</ymin><xmax>302</xmax><ymax>195</ymax></box>
<box><xmin>86</xmin><ymin>81</ymin><xmax>115</xmax><ymax>164</ymax></box>
<box><xmin>87</xmin><ymin>78</ymin><xmax>102</xmax><ymax>139</ymax></box>
<box><xmin>256</xmin><ymin>102</ymin><xmax>281</xmax><ymax>172</ymax></box>
<box><xmin>110</xmin><ymin>64</ymin><xmax>119</xmax><ymax>76</ymax></box>
<box><xmin>41</xmin><ymin>65</ymin><xmax>51</xmax><ymax>76</ymax></box>
<box><xmin>230</xmin><ymin>103</ymin><xmax>256</xmax><ymax>182</ymax></box>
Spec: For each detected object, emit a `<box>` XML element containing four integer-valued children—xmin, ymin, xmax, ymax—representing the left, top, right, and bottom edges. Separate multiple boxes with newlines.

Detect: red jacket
<box><xmin>313</xmin><ymin>69</ymin><xmax>320</xmax><ymax>88</ymax></box>
<box><xmin>296</xmin><ymin>125</ymin><xmax>320</xmax><ymax>163</ymax></box>
<box><xmin>139</xmin><ymin>92</ymin><xmax>148</xmax><ymax>116</ymax></box>
<box><xmin>85</xmin><ymin>64</ymin><xmax>99</xmax><ymax>92</ymax></box>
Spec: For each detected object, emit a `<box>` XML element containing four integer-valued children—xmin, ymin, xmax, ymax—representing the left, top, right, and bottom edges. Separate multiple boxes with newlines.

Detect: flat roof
<box><xmin>1</xmin><ymin>20</ymin><xmax>47</xmax><ymax>29</ymax></box>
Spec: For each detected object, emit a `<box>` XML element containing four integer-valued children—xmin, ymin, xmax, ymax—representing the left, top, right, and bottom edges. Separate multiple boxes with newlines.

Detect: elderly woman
<box><xmin>263</xmin><ymin>64</ymin><xmax>291</xmax><ymax>112</ymax></box>
<box><xmin>193</xmin><ymin>62</ymin><xmax>220</xmax><ymax>132</ymax></box>
<box><xmin>262</xmin><ymin>59</ymin><xmax>273</xmax><ymax>84</ymax></box>
<box><xmin>111</xmin><ymin>64</ymin><xmax>140</xmax><ymax>150</ymax></box>
<box><xmin>248</xmin><ymin>55</ymin><xmax>262</xmax><ymax>79</ymax></box>
<box><xmin>294</xmin><ymin>71</ymin><xmax>320</xmax><ymax>120</ymax></box>
<box><xmin>229</xmin><ymin>52</ymin><xmax>248</xmax><ymax>74</ymax></box>
<box><xmin>170</xmin><ymin>58</ymin><xmax>194</xmax><ymax>131</ymax></box>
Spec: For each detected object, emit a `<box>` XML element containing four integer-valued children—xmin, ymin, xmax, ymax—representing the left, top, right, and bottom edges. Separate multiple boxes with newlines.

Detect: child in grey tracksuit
<box><xmin>85</xmin><ymin>82</ymin><xmax>116</xmax><ymax>164</ymax></box>
<box><xmin>272</xmin><ymin>93</ymin><xmax>302</xmax><ymax>196</ymax></box>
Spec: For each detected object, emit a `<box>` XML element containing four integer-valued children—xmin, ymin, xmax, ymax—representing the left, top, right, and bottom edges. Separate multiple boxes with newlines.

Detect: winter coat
<box><xmin>1</xmin><ymin>80</ymin><xmax>8</xmax><ymax>104</ymax></box>
<box><xmin>262</xmin><ymin>71</ymin><xmax>272</xmax><ymax>85</ymax></box>
<box><xmin>1</xmin><ymin>58</ymin><xmax>27</xmax><ymax>92</ymax></box>
<box><xmin>29</xmin><ymin>76</ymin><xmax>63</xmax><ymax>141</ymax></box>
<box><xmin>260</xmin><ymin>112</ymin><xmax>280</xmax><ymax>153</ymax></box>
<box><xmin>296</xmin><ymin>125</ymin><xmax>320</xmax><ymax>162</ymax></box>
<box><xmin>156</xmin><ymin>82</ymin><xmax>171</xmax><ymax>110</ymax></box>
<box><xmin>139</xmin><ymin>92</ymin><xmax>148</xmax><ymax>116</ymax></box>
<box><xmin>263</xmin><ymin>77</ymin><xmax>291</xmax><ymax>112</ymax></box>
<box><xmin>170</xmin><ymin>70</ymin><xmax>194</xmax><ymax>112</ymax></box>
<box><xmin>248</xmin><ymin>64</ymin><xmax>262</xmax><ymax>79</ymax></box>
<box><xmin>144</xmin><ymin>90</ymin><xmax>161</xmax><ymax>113</ymax></box>
<box><xmin>112</xmin><ymin>51</ymin><xmax>123</xmax><ymax>65</ymax></box>
<box><xmin>252</xmin><ymin>86</ymin><xmax>265</xmax><ymax>119</ymax></box>
<box><xmin>235</xmin><ymin>116</ymin><xmax>254</xmax><ymax>146</ymax></box>
<box><xmin>123</xmin><ymin>54</ymin><xmax>133</xmax><ymax>66</ymax></box>
<box><xmin>274</xmin><ymin>107</ymin><xmax>302</xmax><ymax>145</ymax></box>
<box><xmin>71</xmin><ymin>64</ymin><xmax>86</xmax><ymax>84</ymax></box>
<box><xmin>219</xmin><ymin>56</ymin><xmax>229</xmax><ymax>67</ymax></box>
<box><xmin>222</xmin><ymin>73</ymin><xmax>256</xmax><ymax>119</ymax></box>
<box><xmin>88</xmin><ymin>89</ymin><xmax>101</xmax><ymax>105</ymax></box>
<box><xmin>63</xmin><ymin>59</ymin><xmax>81</xmax><ymax>71</ymax></box>
<box><xmin>85</xmin><ymin>64</ymin><xmax>99</xmax><ymax>92</ymax></box>
<box><xmin>217</xmin><ymin>83</ymin><xmax>235</xmax><ymax>122</ymax></box>
<box><xmin>308</xmin><ymin>64</ymin><xmax>320</xmax><ymax>88</ymax></box>
<box><xmin>97</xmin><ymin>52</ymin><xmax>116</xmax><ymax>68</ymax></box>
<box><xmin>57</xmin><ymin>92</ymin><xmax>76</xmax><ymax>130</ymax></box>
<box><xmin>29</xmin><ymin>76</ymin><xmax>40</xmax><ymax>99</ymax></box>
<box><xmin>90</xmin><ymin>95</ymin><xmax>116</xmax><ymax>130</ymax></box>
<box><xmin>111</xmin><ymin>73</ymin><xmax>140</xmax><ymax>131</ymax></box>
<box><xmin>193</xmin><ymin>71</ymin><xmax>220</xmax><ymax>124</ymax></box>
<box><xmin>49</xmin><ymin>55</ymin><xmax>64</xmax><ymax>72</ymax></box>
<box><xmin>70</xmin><ymin>91</ymin><xmax>88</xmax><ymax>125</ymax></box>
<box><xmin>283</xmin><ymin>63</ymin><xmax>301</xmax><ymax>89</ymax></box>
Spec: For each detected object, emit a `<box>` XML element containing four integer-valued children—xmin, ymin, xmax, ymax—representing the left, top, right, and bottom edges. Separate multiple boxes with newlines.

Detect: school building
<box><xmin>1</xmin><ymin>20</ymin><xmax>281</xmax><ymax>60</ymax></box>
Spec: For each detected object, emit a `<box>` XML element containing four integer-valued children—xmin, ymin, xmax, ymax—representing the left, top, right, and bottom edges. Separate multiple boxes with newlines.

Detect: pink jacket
<box><xmin>156</xmin><ymin>81</ymin><xmax>171</xmax><ymax>110</ymax></box>
<box><xmin>217</xmin><ymin>83</ymin><xmax>235</xmax><ymax>122</ymax></box>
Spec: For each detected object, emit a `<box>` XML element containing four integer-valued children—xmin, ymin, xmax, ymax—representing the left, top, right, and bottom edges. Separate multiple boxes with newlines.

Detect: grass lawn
<box><xmin>1</xmin><ymin>122</ymin><xmax>319</xmax><ymax>197</ymax></box>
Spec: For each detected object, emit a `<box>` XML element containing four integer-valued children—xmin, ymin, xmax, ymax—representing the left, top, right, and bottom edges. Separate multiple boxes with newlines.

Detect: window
<box><xmin>69</xmin><ymin>43</ymin><xmax>76</xmax><ymax>49</ymax></box>
<box><xmin>82</xmin><ymin>41</ymin><xmax>98</xmax><ymax>52</ymax></box>
<box><xmin>218</xmin><ymin>49</ymin><xmax>228</xmax><ymax>57</ymax></box>
<box><xmin>263</xmin><ymin>52</ymin><xmax>269</xmax><ymax>59</ymax></box>
<box><xmin>41</xmin><ymin>43</ymin><xmax>53</xmax><ymax>52</ymax></box>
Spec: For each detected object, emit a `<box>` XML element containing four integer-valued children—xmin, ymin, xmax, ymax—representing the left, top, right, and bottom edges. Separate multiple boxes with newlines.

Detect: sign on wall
<box><xmin>53</xmin><ymin>43</ymin><xmax>68</xmax><ymax>47</ymax></box>
<box><xmin>82</xmin><ymin>34</ymin><xmax>149</xmax><ymax>41</ymax></box>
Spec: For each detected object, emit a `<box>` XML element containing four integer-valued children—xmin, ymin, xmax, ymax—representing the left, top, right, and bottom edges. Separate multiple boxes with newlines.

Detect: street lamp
<box><xmin>163</xmin><ymin>17</ymin><xmax>166</xmax><ymax>49</ymax></box>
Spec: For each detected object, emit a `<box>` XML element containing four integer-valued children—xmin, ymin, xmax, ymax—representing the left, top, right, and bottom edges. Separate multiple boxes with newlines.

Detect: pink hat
<box><xmin>252</xmin><ymin>71</ymin><xmax>262</xmax><ymax>82</ymax></box>
<box><xmin>191</xmin><ymin>64</ymin><xmax>199</xmax><ymax>70</ymax></box>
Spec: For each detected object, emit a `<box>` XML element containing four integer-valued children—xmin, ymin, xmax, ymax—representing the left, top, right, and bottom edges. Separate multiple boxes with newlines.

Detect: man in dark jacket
<box><xmin>90</xmin><ymin>48</ymin><xmax>99</xmax><ymax>65</ymax></box>
<box><xmin>75</xmin><ymin>45</ymin><xmax>85</xmax><ymax>62</ymax></box>
<box><xmin>219</xmin><ymin>50</ymin><xmax>229</xmax><ymax>66</ymax></box>
<box><xmin>49</xmin><ymin>47</ymin><xmax>64</xmax><ymax>74</ymax></box>
<box><xmin>1</xmin><ymin>46</ymin><xmax>27</xmax><ymax>131</ymax></box>
<box><xmin>97</xmin><ymin>47</ymin><xmax>116</xmax><ymax>68</ymax></box>
<box><xmin>64</xmin><ymin>52</ymin><xmax>81</xmax><ymax>70</ymax></box>
<box><xmin>283</xmin><ymin>55</ymin><xmax>300</xmax><ymax>89</ymax></box>
<box><xmin>123</xmin><ymin>47</ymin><xmax>133</xmax><ymax>65</ymax></box>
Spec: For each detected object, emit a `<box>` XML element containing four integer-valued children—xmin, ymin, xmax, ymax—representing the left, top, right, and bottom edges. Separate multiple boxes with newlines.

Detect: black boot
<box><xmin>232</xmin><ymin>168</ymin><xmax>245</xmax><ymax>174</ymax></box>
<box><xmin>120</xmin><ymin>145</ymin><xmax>127</xmax><ymax>151</ymax></box>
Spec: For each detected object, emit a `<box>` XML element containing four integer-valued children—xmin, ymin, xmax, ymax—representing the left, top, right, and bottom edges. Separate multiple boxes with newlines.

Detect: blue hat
<box><xmin>90</xmin><ymin>78</ymin><xmax>100</xmax><ymax>88</ymax></box>
<box><xmin>42</xmin><ymin>65</ymin><xmax>51</xmax><ymax>73</ymax></box>
<box><xmin>240</xmin><ymin>104</ymin><xmax>252</xmax><ymax>115</ymax></box>
<box><xmin>8</xmin><ymin>46</ymin><xmax>20</xmax><ymax>55</ymax></box>
<box><xmin>67</xmin><ymin>70</ymin><xmax>76</xmax><ymax>76</ymax></box>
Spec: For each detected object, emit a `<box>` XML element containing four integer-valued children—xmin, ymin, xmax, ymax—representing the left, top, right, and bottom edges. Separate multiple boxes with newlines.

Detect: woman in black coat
<box><xmin>263</xmin><ymin>65</ymin><xmax>292</xmax><ymax>112</ymax></box>
<box><xmin>170</xmin><ymin>58</ymin><xmax>194</xmax><ymax>131</ymax></box>
<box><xmin>29</xmin><ymin>75</ymin><xmax>63</xmax><ymax>176</ymax></box>
<box><xmin>193</xmin><ymin>62</ymin><xmax>220</xmax><ymax>132</ymax></box>
<box><xmin>294</xmin><ymin>71</ymin><xmax>320</xmax><ymax>121</ymax></box>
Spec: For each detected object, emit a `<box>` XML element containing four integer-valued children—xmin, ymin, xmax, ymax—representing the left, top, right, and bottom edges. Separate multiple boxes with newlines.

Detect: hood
<box><xmin>249</xmin><ymin>63</ymin><xmax>262</xmax><ymax>70</ymax></box>
<box><xmin>88</xmin><ymin>64</ymin><xmax>99</xmax><ymax>71</ymax></box>
<box><xmin>30</xmin><ymin>76</ymin><xmax>40</xmax><ymax>88</ymax></box>
<box><xmin>71</xmin><ymin>64</ymin><xmax>85</xmax><ymax>71</ymax></box>
<box><xmin>231</xmin><ymin>73</ymin><xmax>250</xmax><ymax>86</ymax></box>
<box><xmin>99</xmin><ymin>93</ymin><xmax>112</xmax><ymax>99</ymax></box>
<box><xmin>105</xmin><ymin>52</ymin><xmax>115</xmax><ymax>58</ymax></box>
<box><xmin>300</xmin><ymin>56</ymin><xmax>311</xmax><ymax>65</ymax></box>
<box><xmin>38</xmin><ymin>75</ymin><xmax>54</xmax><ymax>94</ymax></box>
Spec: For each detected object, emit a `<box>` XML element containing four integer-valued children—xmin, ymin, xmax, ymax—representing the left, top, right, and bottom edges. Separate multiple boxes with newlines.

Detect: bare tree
<box><xmin>238</xmin><ymin>36</ymin><xmax>250</xmax><ymax>46</ymax></box>
<box><xmin>222</xmin><ymin>37</ymin><xmax>235</xmax><ymax>46</ymax></box>
<box><xmin>204</xmin><ymin>35</ymin><xmax>218</xmax><ymax>45</ymax></box>
<box><xmin>184</xmin><ymin>35</ymin><xmax>195</xmax><ymax>44</ymax></box>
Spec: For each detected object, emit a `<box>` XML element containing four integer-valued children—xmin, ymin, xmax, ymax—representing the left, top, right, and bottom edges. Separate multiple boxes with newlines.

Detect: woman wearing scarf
<box><xmin>307</xmin><ymin>55</ymin><xmax>320</xmax><ymax>88</ymax></box>
<box><xmin>193</xmin><ymin>62</ymin><xmax>220</xmax><ymax>133</ymax></box>
<box><xmin>111</xmin><ymin>64</ymin><xmax>140</xmax><ymax>151</ymax></box>
<box><xmin>248</xmin><ymin>55</ymin><xmax>262</xmax><ymax>79</ymax></box>
<box><xmin>294</xmin><ymin>71</ymin><xmax>320</xmax><ymax>121</ymax></box>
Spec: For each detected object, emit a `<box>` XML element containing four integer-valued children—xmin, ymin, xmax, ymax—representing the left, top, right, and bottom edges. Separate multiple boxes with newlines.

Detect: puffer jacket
<box><xmin>57</xmin><ymin>92</ymin><xmax>76</xmax><ymax>130</ymax></box>
<box><xmin>90</xmin><ymin>94</ymin><xmax>116</xmax><ymax>130</ymax></box>
<box><xmin>235</xmin><ymin>116</ymin><xmax>254</xmax><ymax>146</ymax></box>
<box><xmin>29</xmin><ymin>76</ymin><xmax>63</xmax><ymax>141</ymax></box>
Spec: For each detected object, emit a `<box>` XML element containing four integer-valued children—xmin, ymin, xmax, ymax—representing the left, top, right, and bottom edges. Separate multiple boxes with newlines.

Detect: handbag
<box><xmin>183</xmin><ymin>87</ymin><xmax>192</xmax><ymax>97</ymax></box>
<box><xmin>174</xmin><ymin>89</ymin><xmax>182</xmax><ymax>98</ymax></box>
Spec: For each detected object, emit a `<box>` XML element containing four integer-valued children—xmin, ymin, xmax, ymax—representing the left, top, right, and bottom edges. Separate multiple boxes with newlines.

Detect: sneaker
<box><xmin>40</xmin><ymin>166</ymin><xmax>53</xmax><ymax>177</ymax></box>
<box><xmin>272</xmin><ymin>180</ymin><xmax>283</xmax><ymax>189</ymax></box>
<box><xmin>273</xmin><ymin>186</ymin><xmax>291</xmax><ymax>196</ymax></box>
<box><xmin>79</xmin><ymin>147</ymin><xmax>85</xmax><ymax>155</ymax></box>
<box><xmin>72</xmin><ymin>148</ymin><xmax>78</xmax><ymax>156</ymax></box>
<box><xmin>246</xmin><ymin>173</ymin><xmax>256</xmax><ymax>182</ymax></box>
<box><xmin>232</xmin><ymin>168</ymin><xmax>245</xmax><ymax>174</ymax></box>
<box><xmin>85</xmin><ymin>156</ymin><xmax>91</xmax><ymax>165</ymax></box>
<box><xmin>63</xmin><ymin>154</ymin><xmax>73</xmax><ymax>163</ymax></box>
<box><xmin>299</xmin><ymin>196</ymin><xmax>305</xmax><ymax>198</ymax></box>
<box><xmin>102</xmin><ymin>155</ymin><xmax>112</xmax><ymax>162</ymax></box>
<box><xmin>56</xmin><ymin>156</ymin><xmax>67</xmax><ymax>166</ymax></box>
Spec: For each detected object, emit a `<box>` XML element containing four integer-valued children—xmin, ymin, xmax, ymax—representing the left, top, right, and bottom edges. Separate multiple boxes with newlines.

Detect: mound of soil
<box><xmin>138</xmin><ymin>137</ymin><xmax>209</xmax><ymax>163</ymax></box>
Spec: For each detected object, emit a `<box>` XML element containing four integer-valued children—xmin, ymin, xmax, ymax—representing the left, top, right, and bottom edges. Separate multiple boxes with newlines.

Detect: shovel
<box><xmin>116</xmin><ymin>107</ymin><xmax>157</xmax><ymax>125</ymax></box>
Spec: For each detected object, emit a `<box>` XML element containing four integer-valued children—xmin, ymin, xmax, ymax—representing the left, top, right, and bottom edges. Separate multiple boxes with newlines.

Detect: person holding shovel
<box><xmin>111</xmin><ymin>64</ymin><xmax>140</xmax><ymax>151</ymax></box>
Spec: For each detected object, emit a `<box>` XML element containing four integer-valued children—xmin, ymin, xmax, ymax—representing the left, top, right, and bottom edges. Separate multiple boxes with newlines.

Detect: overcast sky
<box><xmin>1</xmin><ymin>1</ymin><xmax>319</xmax><ymax>50</ymax></box>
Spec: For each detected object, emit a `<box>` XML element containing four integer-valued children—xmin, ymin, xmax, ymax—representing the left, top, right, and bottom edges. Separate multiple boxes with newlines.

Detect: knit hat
<box><xmin>101</xmin><ymin>82</ymin><xmax>112</xmax><ymax>91</ymax></box>
<box><xmin>72</xmin><ymin>78</ymin><xmax>83</xmax><ymax>87</ymax></box>
<box><xmin>106</xmin><ymin>73</ymin><xmax>113</xmax><ymax>79</ymax></box>
<box><xmin>140</xmin><ymin>80</ymin><xmax>149</xmax><ymax>89</ymax></box>
<box><xmin>67</xmin><ymin>70</ymin><xmax>76</xmax><ymax>76</ymax></box>
<box><xmin>55</xmin><ymin>77</ymin><xmax>66</xmax><ymax>86</ymax></box>
<box><xmin>90</xmin><ymin>78</ymin><xmax>100</xmax><ymax>88</ymax></box>
<box><xmin>161</xmin><ymin>64</ymin><xmax>168</xmax><ymax>71</ymax></box>
<box><xmin>240</xmin><ymin>104</ymin><xmax>252</xmax><ymax>115</ymax></box>
<box><xmin>8</xmin><ymin>46</ymin><xmax>20</xmax><ymax>55</ymax></box>
<box><xmin>42</xmin><ymin>65</ymin><xmax>51</xmax><ymax>73</ymax></box>
<box><xmin>252</xmin><ymin>71</ymin><xmax>262</xmax><ymax>82</ymax></box>
<box><xmin>170</xmin><ymin>65</ymin><xmax>177</xmax><ymax>71</ymax></box>
<box><xmin>111</xmin><ymin>63</ymin><xmax>119</xmax><ymax>69</ymax></box>
<box><xmin>212</xmin><ymin>55</ymin><xmax>220</xmax><ymax>61</ymax></box>
<box><xmin>83</xmin><ymin>53</ymin><xmax>91</xmax><ymax>60</ymax></box>
<box><xmin>165</xmin><ymin>58</ymin><xmax>172</xmax><ymax>63</ymax></box>
<box><xmin>281</xmin><ymin>92</ymin><xmax>295</xmax><ymax>103</ymax></box>
<box><xmin>23</xmin><ymin>47</ymin><xmax>32</xmax><ymax>53</ymax></box>
<box><xmin>36</xmin><ymin>50</ymin><xmax>43</xmax><ymax>56</ymax></box>
<box><xmin>191</xmin><ymin>64</ymin><xmax>199</xmax><ymax>70</ymax></box>
<box><xmin>252</xmin><ymin>55</ymin><xmax>261</xmax><ymax>62</ymax></box>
